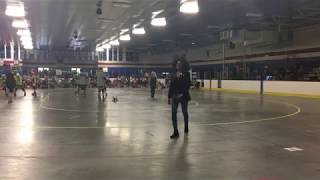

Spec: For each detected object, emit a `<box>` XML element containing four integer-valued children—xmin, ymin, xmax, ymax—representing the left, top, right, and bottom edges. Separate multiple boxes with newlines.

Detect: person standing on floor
<box><xmin>31</xmin><ymin>72</ymin><xmax>38</xmax><ymax>97</ymax></box>
<box><xmin>14</xmin><ymin>73</ymin><xmax>26</xmax><ymax>97</ymax></box>
<box><xmin>0</xmin><ymin>74</ymin><xmax>7</xmax><ymax>96</ymax></box>
<box><xmin>76</xmin><ymin>72</ymin><xmax>89</xmax><ymax>95</ymax></box>
<box><xmin>5</xmin><ymin>71</ymin><xmax>16</xmax><ymax>104</ymax></box>
<box><xmin>168</xmin><ymin>58</ymin><xmax>191</xmax><ymax>139</ymax></box>
<box><xmin>150</xmin><ymin>71</ymin><xmax>157</xmax><ymax>99</ymax></box>
<box><xmin>96</xmin><ymin>68</ymin><xmax>106</xmax><ymax>100</ymax></box>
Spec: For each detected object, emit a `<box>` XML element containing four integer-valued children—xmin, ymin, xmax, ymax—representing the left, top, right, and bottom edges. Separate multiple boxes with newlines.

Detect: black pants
<box><xmin>172</xmin><ymin>99</ymin><xmax>189</xmax><ymax>132</ymax></box>
<box><xmin>150</xmin><ymin>87</ymin><xmax>156</xmax><ymax>98</ymax></box>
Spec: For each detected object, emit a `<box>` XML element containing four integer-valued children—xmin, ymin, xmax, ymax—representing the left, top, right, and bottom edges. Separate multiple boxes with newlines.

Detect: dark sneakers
<box><xmin>170</xmin><ymin>131</ymin><xmax>180</xmax><ymax>139</ymax></box>
<box><xmin>184</xmin><ymin>127</ymin><xmax>189</xmax><ymax>134</ymax></box>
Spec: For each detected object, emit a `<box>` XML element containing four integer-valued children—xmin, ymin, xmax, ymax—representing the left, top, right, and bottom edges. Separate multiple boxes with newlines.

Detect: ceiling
<box><xmin>1</xmin><ymin>0</ymin><xmax>320</xmax><ymax>53</ymax></box>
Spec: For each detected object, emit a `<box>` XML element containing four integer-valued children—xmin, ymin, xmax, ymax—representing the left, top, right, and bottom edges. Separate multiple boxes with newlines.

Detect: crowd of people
<box><xmin>1</xmin><ymin>58</ymin><xmax>192</xmax><ymax>139</ymax></box>
<box><xmin>0</xmin><ymin>71</ymin><xmax>39</xmax><ymax>103</ymax></box>
<box><xmin>0</xmin><ymin>69</ymin><xmax>167</xmax><ymax>102</ymax></box>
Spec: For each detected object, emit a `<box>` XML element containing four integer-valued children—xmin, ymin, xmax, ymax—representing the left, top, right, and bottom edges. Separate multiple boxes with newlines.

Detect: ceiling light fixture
<box><xmin>17</xmin><ymin>29</ymin><xmax>31</xmax><ymax>36</ymax></box>
<box><xmin>22</xmin><ymin>40</ymin><xmax>33</xmax><ymax>47</ymax></box>
<box><xmin>112</xmin><ymin>0</ymin><xmax>132</xmax><ymax>8</ymax></box>
<box><xmin>103</xmin><ymin>44</ymin><xmax>111</xmax><ymax>49</ymax></box>
<box><xmin>180</xmin><ymin>0</ymin><xmax>199</xmax><ymax>14</ymax></box>
<box><xmin>96</xmin><ymin>47</ymin><xmax>104</xmax><ymax>52</ymax></box>
<box><xmin>152</xmin><ymin>10</ymin><xmax>164</xmax><ymax>19</ymax></box>
<box><xmin>110</xmin><ymin>39</ymin><xmax>120</xmax><ymax>46</ymax></box>
<box><xmin>132</xmin><ymin>27</ymin><xmax>146</xmax><ymax>35</ymax></box>
<box><xmin>96</xmin><ymin>0</ymin><xmax>103</xmax><ymax>15</ymax></box>
<box><xmin>21</xmin><ymin>36</ymin><xmax>32</xmax><ymax>42</ymax></box>
<box><xmin>151</xmin><ymin>17</ymin><xmax>167</xmax><ymax>27</ymax></box>
<box><xmin>120</xmin><ymin>29</ymin><xmax>130</xmax><ymax>35</ymax></box>
<box><xmin>24</xmin><ymin>44</ymin><xmax>33</xmax><ymax>50</ymax></box>
<box><xmin>22</xmin><ymin>41</ymin><xmax>33</xmax><ymax>46</ymax></box>
<box><xmin>5</xmin><ymin>2</ymin><xmax>26</xmax><ymax>17</ymax></box>
<box><xmin>12</xmin><ymin>19</ymin><xmax>29</xmax><ymax>28</ymax></box>
<box><xmin>96</xmin><ymin>8</ymin><xmax>102</xmax><ymax>15</ymax></box>
<box><xmin>120</xmin><ymin>34</ymin><xmax>131</xmax><ymax>41</ymax></box>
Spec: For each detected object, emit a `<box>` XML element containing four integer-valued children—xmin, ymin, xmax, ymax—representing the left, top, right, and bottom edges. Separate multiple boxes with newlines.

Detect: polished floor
<box><xmin>0</xmin><ymin>88</ymin><xmax>319</xmax><ymax>180</ymax></box>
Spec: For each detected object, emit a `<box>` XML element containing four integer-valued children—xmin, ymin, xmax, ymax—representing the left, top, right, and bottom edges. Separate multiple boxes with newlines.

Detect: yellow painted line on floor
<box><xmin>264</xmin><ymin>92</ymin><xmax>320</xmax><ymax>99</ymax></box>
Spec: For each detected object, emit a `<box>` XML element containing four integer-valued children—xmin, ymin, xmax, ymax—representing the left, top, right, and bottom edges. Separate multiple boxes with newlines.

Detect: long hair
<box><xmin>172</xmin><ymin>55</ymin><xmax>190</xmax><ymax>73</ymax></box>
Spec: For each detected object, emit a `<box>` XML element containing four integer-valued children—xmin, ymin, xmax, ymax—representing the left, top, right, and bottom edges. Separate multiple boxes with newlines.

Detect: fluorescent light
<box><xmin>21</xmin><ymin>42</ymin><xmax>33</xmax><ymax>47</ymax></box>
<box><xmin>133</xmin><ymin>23</ymin><xmax>142</xmax><ymax>28</ymax></box>
<box><xmin>120</xmin><ymin>29</ymin><xmax>130</xmax><ymax>35</ymax></box>
<box><xmin>21</xmin><ymin>39</ymin><xmax>33</xmax><ymax>47</ymax></box>
<box><xmin>120</xmin><ymin>34</ymin><xmax>131</xmax><ymax>41</ymax></box>
<box><xmin>21</xmin><ymin>39</ymin><xmax>32</xmax><ymax>44</ymax></box>
<box><xmin>132</xmin><ymin>27</ymin><xmax>146</xmax><ymax>35</ymax></box>
<box><xmin>12</xmin><ymin>19</ymin><xmax>29</xmax><ymax>28</ymax></box>
<box><xmin>96</xmin><ymin>47</ymin><xmax>104</xmax><ymax>52</ymax></box>
<box><xmin>180</xmin><ymin>0</ymin><xmax>199</xmax><ymax>14</ymax></box>
<box><xmin>22</xmin><ymin>43</ymin><xmax>33</xmax><ymax>47</ymax></box>
<box><xmin>110</xmin><ymin>40</ymin><xmax>120</xmax><ymax>46</ymax></box>
<box><xmin>21</xmin><ymin>40</ymin><xmax>32</xmax><ymax>44</ymax></box>
<box><xmin>103</xmin><ymin>44</ymin><xmax>111</xmax><ymax>49</ymax></box>
<box><xmin>21</xmin><ymin>36</ymin><xmax>32</xmax><ymax>42</ymax></box>
<box><xmin>5</xmin><ymin>3</ymin><xmax>25</xmax><ymax>17</ymax></box>
<box><xmin>24</xmin><ymin>44</ymin><xmax>33</xmax><ymax>49</ymax></box>
<box><xmin>152</xmin><ymin>10</ymin><xmax>164</xmax><ymax>19</ymax></box>
<box><xmin>17</xmin><ymin>29</ymin><xmax>31</xmax><ymax>36</ymax></box>
<box><xmin>151</xmin><ymin>17</ymin><xmax>167</xmax><ymax>27</ymax></box>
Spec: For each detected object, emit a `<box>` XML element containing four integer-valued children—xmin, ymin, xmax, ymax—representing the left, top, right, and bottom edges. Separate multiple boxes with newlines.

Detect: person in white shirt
<box><xmin>76</xmin><ymin>72</ymin><xmax>88</xmax><ymax>95</ymax></box>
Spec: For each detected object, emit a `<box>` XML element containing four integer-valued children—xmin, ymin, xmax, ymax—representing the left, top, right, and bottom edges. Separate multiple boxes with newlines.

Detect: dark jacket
<box><xmin>6</xmin><ymin>73</ymin><xmax>16</xmax><ymax>89</ymax></box>
<box><xmin>168</xmin><ymin>72</ymin><xmax>191</xmax><ymax>101</ymax></box>
<box><xmin>150</xmin><ymin>77</ymin><xmax>157</xmax><ymax>89</ymax></box>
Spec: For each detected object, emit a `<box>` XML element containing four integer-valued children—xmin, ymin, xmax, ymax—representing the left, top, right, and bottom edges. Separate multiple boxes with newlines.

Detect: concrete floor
<box><xmin>0</xmin><ymin>88</ymin><xmax>320</xmax><ymax>180</ymax></box>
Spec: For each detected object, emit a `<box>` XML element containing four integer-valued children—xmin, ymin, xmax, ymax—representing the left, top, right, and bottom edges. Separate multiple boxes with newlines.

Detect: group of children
<box><xmin>0</xmin><ymin>71</ymin><xmax>38</xmax><ymax>103</ymax></box>
<box><xmin>75</xmin><ymin>68</ymin><xmax>108</xmax><ymax>101</ymax></box>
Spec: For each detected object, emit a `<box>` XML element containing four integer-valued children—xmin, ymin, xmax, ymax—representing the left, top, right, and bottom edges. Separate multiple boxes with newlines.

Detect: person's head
<box><xmin>172</xmin><ymin>57</ymin><xmax>190</xmax><ymax>73</ymax></box>
<box><xmin>99</xmin><ymin>68</ymin><xmax>103</xmax><ymax>72</ymax></box>
<box><xmin>151</xmin><ymin>71</ymin><xmax>156</xmax><ymax>78</ymax></box>
<box><xmin>176</xmin><ymin>61</ymin><xmax>182</xmax><ymax>72</ymax></box>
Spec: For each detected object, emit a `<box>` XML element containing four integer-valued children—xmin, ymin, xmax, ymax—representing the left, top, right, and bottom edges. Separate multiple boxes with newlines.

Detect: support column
<box><xmin>18</xmin><ymin>43</ymin><xmax>21</xmax><ymax>60</ymax></box>
<box><xmin>122</xmin><ymin>47</ymin><xmax>127</xmax><ymax>61</ymax></box>
<box><xmin>117</xmin><ymin>46</ymin><xmax>120</xmax><ymax>61</ymax></box>
<box><xmin>10</xmin><ymin>41</ymin><xmax>14</xmax><ymax>60</ymax></box>
<box><xmin>222</xmin><ymin>42</ymin><xmax>225</xmax><ymax>80</ymax></box>
<box><xmin>106</xmin><ymin>48</ymin><xmax>109</xmax><ymax>61</ymax></box>
<box><xmin>25</xmin><ymin>50</ymin><xmax>29</xmax><ymax>59</ymax></box>
<box><xmin>92</xmin><ymin>51</ymin><xmax>95</xmax><ymax>61</ymax></box>
<box><xmin>111</xmin><ymin>47</ymin><xmax>115</xmax><ymax>61</ymax></box>
<box><xmin>4</xmin><ymin>42</ymin><xmax>7</xmax><ymax>59</ymax></box>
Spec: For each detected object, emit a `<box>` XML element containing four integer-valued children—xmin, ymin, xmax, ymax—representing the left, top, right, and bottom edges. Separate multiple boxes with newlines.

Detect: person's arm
<box><xmin>168</xmin><ymin>78</ymin><xmax>174</xmax><ymax>104</ymax></box>
<box><xmin>5</xmin><ymin>77</ymin><xmax>8</xmax><ymax>86</ymax></box>
<box><xmin>186</xmin><ymin>72</ymin><xmax>191</xmax><ymax>90</ymax></box>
